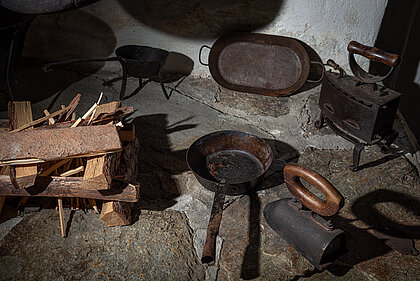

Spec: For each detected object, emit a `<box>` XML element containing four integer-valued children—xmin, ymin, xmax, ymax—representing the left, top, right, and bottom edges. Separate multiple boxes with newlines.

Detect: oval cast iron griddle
<box><xmin>208</xmin><ymin>32</ymin><xmax>310</xmax><ymax>96</ymax></box>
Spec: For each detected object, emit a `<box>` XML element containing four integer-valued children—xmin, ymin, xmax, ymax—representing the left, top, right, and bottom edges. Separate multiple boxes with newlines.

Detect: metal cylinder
<box><xmin>263</xmin><ymin>198</ymin><xmax>346</xmax><ymax>270</ymax></box>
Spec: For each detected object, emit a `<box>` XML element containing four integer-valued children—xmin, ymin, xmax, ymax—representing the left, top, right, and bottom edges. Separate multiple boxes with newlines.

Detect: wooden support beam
<box><xmin>0</xmin><ymin>124</ymin><xmax>122</xmax><ymax>165</ymax></box>
<box><xmin>100</xmin><ymin>201</ymin><xmax>132</xmax><ymax>227</ymax></box>
<box><xmin>9</xmin><ymin>101</ymin><xmax>38</xmax><ymax>188</ymax></box>
<box><xmin>0</xmin><ymin>175</ymin><xmax>139</xmax><ymax>202</ymax></box>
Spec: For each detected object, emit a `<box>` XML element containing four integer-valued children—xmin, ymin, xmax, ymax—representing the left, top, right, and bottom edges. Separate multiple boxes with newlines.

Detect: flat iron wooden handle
<box><xmin>283</xmin><ymin>163</ymin><xmax>343</xmax><ymax>216</ymax></box>
<box><xmin>347</xmin><ymin>41</ymin><xmax>399</xmax><ymax>67</ymax></box>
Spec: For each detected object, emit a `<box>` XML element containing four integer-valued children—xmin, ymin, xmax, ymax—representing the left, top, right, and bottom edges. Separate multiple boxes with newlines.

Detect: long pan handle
<box><xmin>283</xmin><ymin>163</ymin><xmax>343</xmax><ymax>217</ymax></box>
<box><xmin>202</xmin><ymin>182</ymin><xmax>228</xmax><ymax>263</ymax></box>
<box><xmin>42</xmin><ymin>57</ymin><xmax>119</xmax><ymax>72</ymax></box>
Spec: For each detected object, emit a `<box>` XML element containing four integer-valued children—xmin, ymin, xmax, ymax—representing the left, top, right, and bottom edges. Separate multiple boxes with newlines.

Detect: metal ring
<box><xmin>199</xmin><ymin>45</ymin><xmax>211</xmax><ymax>66</ymax></box>
<box><xmin>349</xmin><ymin>53</ymin><xmax>394</xmax><ymax>83</ymax></box>
<box><xmin>306</xmin><ymin>61</ymin><xmax>325</xmax><ymax>83</ymax></box>
<box><xmin>283</xmin><ymin>163</ymin><xmax>343</xmax><ymax>216</ymax></box>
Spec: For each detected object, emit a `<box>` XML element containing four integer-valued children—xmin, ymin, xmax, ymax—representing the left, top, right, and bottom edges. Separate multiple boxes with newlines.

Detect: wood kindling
<box><xmin>9</xmin><ymin>94</ymin><xmax>81</xmax><ymax>133</ymax></box>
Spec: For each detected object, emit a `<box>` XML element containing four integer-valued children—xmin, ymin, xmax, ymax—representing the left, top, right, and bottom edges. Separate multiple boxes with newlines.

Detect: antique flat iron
<box><xmin>315</xmin><ymin>41</ymin><xmax>401</xmax><ymax>171</ymax></box>
<box><xmin>264</xmin><ymin>163</ymin><xmax>346</xmax><ymax>270</ymax></box>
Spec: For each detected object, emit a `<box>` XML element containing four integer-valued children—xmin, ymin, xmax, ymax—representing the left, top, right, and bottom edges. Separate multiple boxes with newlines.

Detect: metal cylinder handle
<box><xmin>283</xmin><ymin>163</ymin><xmax>343</xmax><ymax>216</ymax></box>
<box><xmin>306</xmin><ymin>61</ymin><xmax>325</xmax><ymax>83</ymax></box>
<box><xmin>199</xmin><ymin>45</ymin><xmax>211</xmax><ymax>66</ymax></box>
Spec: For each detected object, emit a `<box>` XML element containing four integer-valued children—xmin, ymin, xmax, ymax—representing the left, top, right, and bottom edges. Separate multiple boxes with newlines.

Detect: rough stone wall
<box><xmin>24</xmin><ymin>0</ymin><xmax>388</xmax><ymax>75</ymax></box>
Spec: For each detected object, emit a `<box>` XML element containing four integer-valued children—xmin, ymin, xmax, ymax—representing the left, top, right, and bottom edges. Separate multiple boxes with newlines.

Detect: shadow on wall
<box><xmin>24</xmin><ymin>9</ymin><xmax>116</xmax><ymax>61</ymax></box>
<box><xmin>117</xmin><ymin>0</ymin><xmax>283</xmax><ymax>38</ymax></box>
<box><xmin>370</xmin><ymin>0</ymin><xmax>420</xmax><ymax>144</ymax></box>
<box><xmin>0</xmin><ymin>8</ymin><xmax>118</xmax><ymax>104</ymax></box>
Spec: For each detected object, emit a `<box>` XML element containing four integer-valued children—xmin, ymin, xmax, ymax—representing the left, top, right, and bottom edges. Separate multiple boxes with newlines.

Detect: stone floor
<box><xmin>0</xmin><ymin>63</ymin><xmax>419</xmax><ymax>280</ymax></box>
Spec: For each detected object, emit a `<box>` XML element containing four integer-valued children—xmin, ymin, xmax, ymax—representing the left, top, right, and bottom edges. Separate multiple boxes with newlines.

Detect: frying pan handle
<box><xmin>306</xmin><ymin>61</ymin><xmax>325</xmax><ymax>83</ymax></box>
<box><xmin>42</xmin><ymin>57</ymin><xmax>119</xmax><ymax>72</ymax></box>
<box><xmin>202</xmin><ymin>182</ymin><xmax>228</xmax><ymax>264</ymax></box>
<box><xmin>347</xmin><ymin>41</ymin><xmax>399</xmax><ymax>67</ymax></box>
<box><xmin>283</xmin><ymin>163</ymin><xmax>343</xmax><ymax>216</ymax></box>
<box><xmin>199</xmin><ymin>45</ymin><xmax>211</xmax><ymax>66</ymax></box>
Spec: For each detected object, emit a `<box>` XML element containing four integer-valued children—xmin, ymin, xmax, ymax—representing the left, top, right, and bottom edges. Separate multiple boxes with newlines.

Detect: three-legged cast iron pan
<box><xmin>186</xmin><ymin>130</ymin><xmax>273</xmax><ymax>263</ymax></box>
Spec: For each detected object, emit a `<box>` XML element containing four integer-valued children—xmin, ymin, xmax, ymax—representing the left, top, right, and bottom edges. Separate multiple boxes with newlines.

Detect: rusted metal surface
<box><xmin>264</xmin><ymin>198</ymin><xmax>346</xmax><ymax>270</ymax></box>
<box><xmin>0</xmin><ymin>175</ymin><xmax>138</xmax><ymax>202</ymax></box>
<box><xmin>186</xmin><ymin>130</ymin><xmax>273</xmax><ymax>195</ymax></box>
<box><xmin>0</xmin><ymin>124</ymin><xmax>122</xmax><ymax>164</ymax></box>
<box><xmin>202</xmin><ymin>182</ymin><xmax>228</xmax><ymax>263</ymax></box>
<box><xmin>206</xmin><ymin>32</ymin><xmax>310</xmax><ymax>97</ymax></box>
<box><xmin>186</xmin><ymin>130</ymin><xmax>273</xmax><ymax>264</ymax></box>
<box><xmin>283</xmin><ymin>163</ymin><xmax>343</xmax><ymax>216</ymax></box>
<box><xmin>317</xmin><ymin>46</ymin><xmax>401</xmax><ymax>171</ymax></box>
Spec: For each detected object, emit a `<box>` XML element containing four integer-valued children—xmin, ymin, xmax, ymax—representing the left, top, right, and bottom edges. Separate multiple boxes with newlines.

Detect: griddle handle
<box><xmin>202</xmin><ymin>182</ymin><xmax>228</xmax><ymax>264</ymax></box>
<box><xmin>347</xmin><ymin>41</ymin><xmax>399</xmax><ymax>67</ymax></box>
<box><xmin>283</xmin><ymin>163</ymin><xmax>343</xmax><ymax>216</ymax></box>
<box><xmin>199</xmin><ymin>45</ymin><xmax>211</xmax><ymax>66</ymax></box>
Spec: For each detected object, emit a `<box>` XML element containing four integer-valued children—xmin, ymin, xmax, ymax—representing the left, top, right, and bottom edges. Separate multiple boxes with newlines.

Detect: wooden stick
<box><xmin>60</xmin><ymin>166</ymin><xmax>84</xmax><ymax>177</ymax></box>
<box><xmin>88</xmin><ymin>198</ymin><xmax>99</xmax><ymax>214</ymax></box>
<box><xmin>10</xmin><ymin>94</ymin><xmax>80</xmax><ymax>133</ymax></box>
<box><xmin>44</xmin><ymin>110</ymin><xmax>55</xmax><ymax>125</ymax></box>
<box><xmin>17</xmin><ymin>197</ymin><xmax>29</xmax><ymax>209</ymax></box>
<box><xmin>58</xmin><ymin>198</ymin><xmax>66</xmax><ymax>238</ymax></box>
<box><xmin>71</xmin><ymin>103</ymin><xmax>98</xmax><ymax>128</ymax></box>
<box><xmin>40</xmin><ymin>159</ymin><xmax>71</xmax><ymax>176</ymax></box>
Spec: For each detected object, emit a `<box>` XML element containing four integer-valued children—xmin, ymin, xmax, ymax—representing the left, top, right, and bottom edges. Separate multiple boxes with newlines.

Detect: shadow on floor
<box><xmin>326</xmin><ymin>189</ymin><xmax>420</xmax><ymax>277</ymax></box>
<box><xmin>241</xmin><ymin>138</ymin><xmax>299</xmax><ymax>279</ymax></box>
<box><xmin>129</xmin><ymin>114</ymin><xmax>197</xmax><ymax>222</ymax></box>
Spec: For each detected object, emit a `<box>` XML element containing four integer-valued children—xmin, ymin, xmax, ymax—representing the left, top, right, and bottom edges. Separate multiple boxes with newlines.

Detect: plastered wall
<box><xmin>24</xmin><ymin>0</ymin><xmax>388</xmax><ymax>76</ymax></box>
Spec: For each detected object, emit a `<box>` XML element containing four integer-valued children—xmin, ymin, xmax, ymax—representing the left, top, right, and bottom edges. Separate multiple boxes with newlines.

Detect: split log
<box><xmin>116</xmin><ymin>137</ymin><xmax>140</xmax><ymax>183</ymax></box>
<box><xmin>0</xmin><ymin>124</ymin><xmax>122</xmax><ymax>165</ymax></box>
<box><xmin>100</xmin><ymin>201</ymin><xmax>132</xmax><ymax>227</ymax></box>
<box><xmin>119</xmin><ymin>124</ymin><xmax>136</xmax><ymax>142</ymax></box>
<box><xmin>0</xmin><ymin>175</ymin><xmax>139</xmax><ymax>202</ymax></box>
<box><xmin>9</xmin><ymin>101</ymin><xmax>38</xmax><ymax>188</ymax></box>
<box><xmin>84</xmin><ymin>102</ymin><xmax>120</xmax><ymax>190</ymax></box>
<box><xmin>83</xmin><ymin>154</ymin><xmax>117</xmax><ymax>190</ymax></box>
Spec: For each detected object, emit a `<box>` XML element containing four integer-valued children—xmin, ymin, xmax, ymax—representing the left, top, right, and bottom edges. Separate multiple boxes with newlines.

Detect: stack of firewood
<box><xmin>0</xmin><ymin>93</ymin><xmax>139</xmax><ymax>237</ymax></box>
